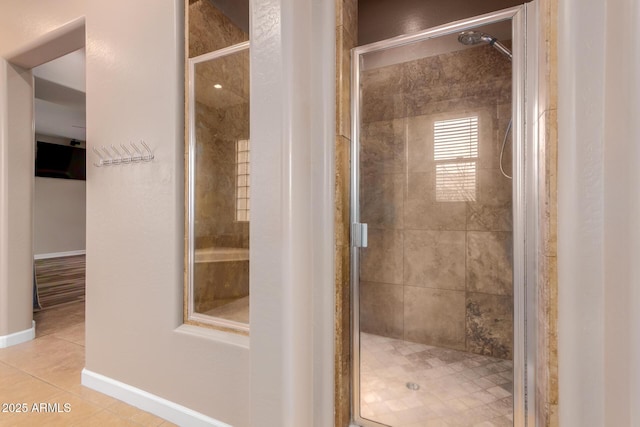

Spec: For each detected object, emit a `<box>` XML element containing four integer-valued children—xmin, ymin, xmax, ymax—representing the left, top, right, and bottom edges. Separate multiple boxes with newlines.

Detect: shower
<box><xmin>457</xmin><ymin>30</ymin><xmax>513</xmax><ymax>60</ymax></box>
<box><xmin>458</xmin><ymin>30</ymin><xmax>513</xmax><ymax>179</ymax></box>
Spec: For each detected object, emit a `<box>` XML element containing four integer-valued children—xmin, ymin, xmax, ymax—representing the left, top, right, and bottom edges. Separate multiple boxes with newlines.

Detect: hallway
<box><xmin>0</xmin><ymin>302</ymin><xmax>176</xmax><ymax>426</ymax></box>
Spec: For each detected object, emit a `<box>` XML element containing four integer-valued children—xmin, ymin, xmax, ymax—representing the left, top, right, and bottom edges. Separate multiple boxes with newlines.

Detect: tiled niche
<box><xmin>359</xmin><ymin>43</ymin><xmax>514</xmax><ymax>359</ymax></box>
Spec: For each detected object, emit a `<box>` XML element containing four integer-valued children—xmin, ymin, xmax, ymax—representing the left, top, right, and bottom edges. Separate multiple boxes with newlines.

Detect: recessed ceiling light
<box><xmin>214</xmin><ymin>84</ymin><xmax>222</xmax><ymax>89</ymax></box>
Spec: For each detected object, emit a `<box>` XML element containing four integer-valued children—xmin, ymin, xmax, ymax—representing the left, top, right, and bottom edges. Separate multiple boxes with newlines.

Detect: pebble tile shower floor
<box><xmin>360</xmin><ymin>333</ymin><xmax>514</xmax><ymax>427</ymax></box>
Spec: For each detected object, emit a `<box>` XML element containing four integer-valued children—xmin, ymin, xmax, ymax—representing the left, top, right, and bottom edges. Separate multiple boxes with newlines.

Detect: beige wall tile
<box><xmin>361</xmin><ymin>173</ymin><xmax>404</xmax><ymax>229</ymax></box>
<box><xmin>336</xmin><ymin>26</ymin><xmax>355</xmax><ymax>139</ymax></box>
<box><xmin>188</xmin><ymin>0</ymin><xmax>248</xmax><ymax>58</ymax></box>
<box><xmin>466</xmin><ymin>293</ymin><xmax>513</xmax><ymax>359</ymax></box>
<box><xmin>360</xmin><ymin>119</ymin><xmax>407</xmax><ymax>175</ymax></box>
<box><xmin>466</xmin><ymin>231</ymin><xmax>513</xmax><ymax>296</ymax></box>
<box><xmin>193</xmin><ymin>261</ymin><xmax>249</xmax><ymax>313</ymax></box>
<box><xmin>543</xmin><ymin>109</ymin><xmax>558</xmax><ymax>257</ymax></box>
<box><xmin>406</xmin><ymin>115</ymin><xmax>434</xmax><ymax>174</ymax></box>
<box><xmin>334</xmin><ymin>243</ymin><xmax>351</xmax><ymax>427</ymax></box>
<box><xmin>547</xmin><ymin>256</ymin><xmax>558</xmax><ymax>405</ymax></box>
<box><xmin>336</xmin><ymin>0</ymin><xmax>357</xmax><ymax>44</ymax></box>
<box><xmin>404</xmin><ymin>172</ymin><xmax>467</xmax><ymax>231</ymax></box>
<box><xmin>404</xmin><ymin>286</ymin><xmax>466</xmax><ymax>350</ymax></box>
<box><xmin>467</xmin><ymin>169</ymin><xmax>513</xmax><ymax>232</ymax></box>
<box><xmin>334</xmin><ymin>3</ymin><xmax>356</xmax><ymax>425</ymax></box>
<box><xmin>404</xmin><ymin>230</ymin><xmax>466</xmax><ymax>290</ymax></box>
<box><xmin>360</xmin><ymin>228</ymin><xmax>404</xmax><ymax>285</ymax></box>
<box><xmin>335</xmin><ymin>135</ymin><xmax>351</xmax><ymax>247</ymax></box>
<box><xmin>335</xmin><ymin>244</ymin><xmax>351</xmax><ymax>359</ymax></box>
<box><xmin>360</xmin><ymin>282</ymin><xmax>404</xmax><ymax>338</ymax></box>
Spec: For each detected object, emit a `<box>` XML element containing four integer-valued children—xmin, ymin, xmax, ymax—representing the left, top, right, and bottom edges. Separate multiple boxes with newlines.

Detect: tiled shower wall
<box><xmin>359</xmin><ymin>44</ymin><xmax>514</xmax><ymax>359</ymax></box>
<box><xmin>189</xmin><ymin>0</ymin><xmax>249</xmax><ymax>251</ymax></box>
<box><xmin>188</xmin><ymin>0</ymin><xmax>250</xmax><ymax>314</ymax></box>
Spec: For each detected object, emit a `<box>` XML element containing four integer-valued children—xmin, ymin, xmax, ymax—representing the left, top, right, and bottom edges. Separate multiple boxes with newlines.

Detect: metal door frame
<box><xmin>350</xmin><ymin>4</ymin><xmax>539</xmax><ymax>426</ymax></box>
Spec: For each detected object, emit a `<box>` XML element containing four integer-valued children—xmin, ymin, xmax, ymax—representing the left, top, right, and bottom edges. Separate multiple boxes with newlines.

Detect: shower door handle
<box><xmin>352</xmin><ymin>223</ymin><xmax>368</xmax><ymax>248</ymax></box>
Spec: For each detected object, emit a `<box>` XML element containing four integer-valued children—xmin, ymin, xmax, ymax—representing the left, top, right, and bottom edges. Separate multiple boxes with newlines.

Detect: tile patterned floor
<box><xmin>203</xmin><ymin>295</ymin><xmax>249</xmax><ymax>324</ymax></box>
<box><xmin>360</xmin><ymin>333</ymin><xmax>514</xmax><ymax>427</ymax></box>
<box><xmin>0</xmin><ymin>302</ymin><xmax>176</xmax><ymax>427</ymax></box>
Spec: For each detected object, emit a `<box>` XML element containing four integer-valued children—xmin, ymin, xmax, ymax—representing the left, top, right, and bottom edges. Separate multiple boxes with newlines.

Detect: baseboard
<box><xmin>81</xmin><ymin>369</ymin><xmax>231</xmax><ymax>427</ymax></box>
<box><xmin>0</xmin><ymin>321</ymin><xmax>35</xmax><ymax>348</ymax></box>
<box><xmin>34</xmin><ymin>250</ymin><xmax>86</xmax><ymax>260</ymax></box>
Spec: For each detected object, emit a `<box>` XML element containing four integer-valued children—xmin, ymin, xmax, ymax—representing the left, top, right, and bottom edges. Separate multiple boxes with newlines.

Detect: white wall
<box><xmin>602</xmin><ymin>1</ymin><xmax>640</xmax><ymax>425</ymax></box>
<box><xmin>558</xmin><ymin>0</ymin><xmax>640</xmax><ymax>425</ymax></box>
<box><xmin>250</xmin><ymin>0</ymin><xmax>335</xmax><ymax>424</ymax></box>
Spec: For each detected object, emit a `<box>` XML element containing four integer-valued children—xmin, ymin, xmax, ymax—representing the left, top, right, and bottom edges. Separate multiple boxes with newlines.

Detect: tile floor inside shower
<box><xmin>360</xmin><ymin>333</ymin><xmax>514</xmax><ymax>427</ymax></box>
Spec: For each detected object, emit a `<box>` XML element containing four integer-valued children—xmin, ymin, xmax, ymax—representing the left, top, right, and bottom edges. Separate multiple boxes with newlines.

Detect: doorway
<box><xmin>351</xmin><ymin>5</ymin><xmax>538</xmax><ymax>426</ymax></box>
<box><xmin>32</xmin><ymin>48</ymin><xmax>87</xmax><ymax>312</ymax></box>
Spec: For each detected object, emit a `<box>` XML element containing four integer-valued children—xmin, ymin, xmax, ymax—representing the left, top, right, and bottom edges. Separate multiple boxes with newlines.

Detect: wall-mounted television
<box><xmin>35</xmin><ymin>141</ymin><xmax>86</xmax><ymax>181</ymax></box>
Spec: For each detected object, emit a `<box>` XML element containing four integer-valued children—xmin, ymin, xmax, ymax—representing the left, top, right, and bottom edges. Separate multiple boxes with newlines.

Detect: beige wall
<box><xmin>0</xmin><ymin>59</ymin><xmax>34</xmax><ymax>337</ymax></box>
<box><xmin>1</xmin><ymin>0</ymin><xmax>337</xmax><ymax>425</ymax></box>
<box><xmin>0</xmin><ymin>1</ymin><xmax>250</xmax><ymax>425</ymax></box>
<box><xmin>34</xmin><ymin>134</ymin><xmax>86</xmax><ymax>256</ymax></box>
<box><xmin>83</xmin><ymin>1</ymin><xmax>250</xmax><ymax>424</ymax></box>
<box><xmin>34</xmin><ymin>177</ymin><xmax>86</xmax><ymax>255</ymax></box>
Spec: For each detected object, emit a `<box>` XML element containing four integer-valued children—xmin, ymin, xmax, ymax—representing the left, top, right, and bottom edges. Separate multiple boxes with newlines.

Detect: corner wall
<box><xmin>557</xmin><ymin>0</ymin><xmax>606</xmax><ymax>424</ymax></box>
<box><xmin>557</xmin><ymin>0</ymin><xmax>640</xmax><ymax>425</ymax></box>
<box><xmin>0</xmin><ymin>59</ymin><xmax>34</xmax><ymax>337</ymax></box>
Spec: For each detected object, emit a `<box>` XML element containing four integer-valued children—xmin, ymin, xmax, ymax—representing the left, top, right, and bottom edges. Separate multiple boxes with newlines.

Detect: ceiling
<box><xmin>33</xmin><ymin>48</ymin><xmax>86</xmax><ymax>142</ymax></box>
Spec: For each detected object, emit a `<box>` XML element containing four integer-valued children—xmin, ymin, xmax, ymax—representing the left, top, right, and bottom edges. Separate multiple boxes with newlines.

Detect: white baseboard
<box><xmin>0</xmin><ymin>321</ymin><xmax>35</xmax><ymax>348</ymax></box>
<box><xmin>34</xmin><ymin>250</ymin><xmax>86</xmax><ymax>260</ymax></box>
<box><xmin>81</xmin><ymin>369</ymin><xmax>231</xmax><ymax>427</ymax></box>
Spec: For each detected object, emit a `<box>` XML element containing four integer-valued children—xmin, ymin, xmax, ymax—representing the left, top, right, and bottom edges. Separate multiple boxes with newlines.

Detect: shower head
<box><xmin>458</xmin><ymin>31</ymin><xmax>494</xmax><ymax>46</ymax></box>
<box><xmin>457</xmin><ymin>30</ymin><xmax>513</xmax><ymax>60</ymax></box>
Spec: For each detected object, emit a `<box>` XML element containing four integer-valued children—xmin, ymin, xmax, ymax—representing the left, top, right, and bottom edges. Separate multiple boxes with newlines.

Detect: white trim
<box><xmin>81</xmin><ymin>369</ymin><xmax>231</xmax><ymax>427</ymax></box>
<box><xmin>34</xmin><ymin>250</ymin><xmax>86</xmax><ymax>260</ymax></box>
<box><xmin>0</xmin><ymin>320</ymin><xmax>35</xmax><ymax>348</ymax></box>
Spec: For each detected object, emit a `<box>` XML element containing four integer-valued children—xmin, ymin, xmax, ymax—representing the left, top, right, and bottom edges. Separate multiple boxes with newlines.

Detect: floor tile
<box><xmin>0</xmin><ymin>301</ymin><xmax>171</xmax><ymax>427</ymax></box>
<box><xmin>359</xmin><ymin>333</ymin><xmax>514</xmax><ymax>426</ymax></box>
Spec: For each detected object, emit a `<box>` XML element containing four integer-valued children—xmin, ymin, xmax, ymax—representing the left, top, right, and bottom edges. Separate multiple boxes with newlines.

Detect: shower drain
<box><xmin>406</xmin><ymin>382</ymin><xmax>420</xmax><ymax>391</ymax></box>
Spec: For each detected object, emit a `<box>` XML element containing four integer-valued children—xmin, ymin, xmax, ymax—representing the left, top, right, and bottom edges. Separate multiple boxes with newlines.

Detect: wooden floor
<box><xmin>34</xmin><ymin>255</ymin><xmax>86</xmax><ymax>309</ymax></box>
<box><xmin>0</xmin><ymin>302</ymin><xmax>177</xmax><ymax>426</ymax></box>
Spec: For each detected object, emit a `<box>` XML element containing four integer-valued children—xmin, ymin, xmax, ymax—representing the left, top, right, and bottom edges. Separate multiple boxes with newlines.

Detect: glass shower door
<box><xmin>351</xmin><ymin>10</ymin><xmax>522</xmax><ymax>427</ymax></box>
